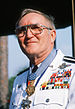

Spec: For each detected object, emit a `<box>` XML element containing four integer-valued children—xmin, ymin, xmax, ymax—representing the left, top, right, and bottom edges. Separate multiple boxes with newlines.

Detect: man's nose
<box><xmin>26</xmin><ymin>28</ymin><xmax>33</xmax><ymax>38</ymax></box>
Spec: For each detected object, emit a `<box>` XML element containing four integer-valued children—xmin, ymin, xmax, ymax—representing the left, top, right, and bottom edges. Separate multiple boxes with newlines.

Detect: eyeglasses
<box><xmin>15</xmin><ymin>24</ymin><xmax>52</xmax><ymax>38</ymax></box>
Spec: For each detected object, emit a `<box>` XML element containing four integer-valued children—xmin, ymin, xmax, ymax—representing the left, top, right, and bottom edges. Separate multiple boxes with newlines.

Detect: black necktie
<box><xmin>32</xmin><ymin>65</ymin><xmax>38</xmax><ymax>73</ymax></box>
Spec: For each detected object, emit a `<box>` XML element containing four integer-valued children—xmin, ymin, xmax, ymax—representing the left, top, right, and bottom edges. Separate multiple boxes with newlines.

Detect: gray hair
<box><xmin>16</xmin><ymin>8</ymin><xmax>55</xmax><ymax>29</ymax></box>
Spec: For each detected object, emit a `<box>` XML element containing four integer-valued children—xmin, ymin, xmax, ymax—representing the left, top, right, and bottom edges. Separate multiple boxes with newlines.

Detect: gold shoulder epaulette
<box><xmin>17</xmin><ymin>67</ymin><xmax>29</xmax><ymax>76</ymax></box>
<box><xmin>64</xmin><ymin>56</ymin><xmax>75</xmax><ymax>63</ymax></box>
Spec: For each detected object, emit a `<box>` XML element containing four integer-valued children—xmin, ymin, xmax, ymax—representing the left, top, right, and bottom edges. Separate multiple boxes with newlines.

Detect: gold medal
<box><xmin>26</xmin><ymin>80</ymin><xmax>35</xmax><ymax>96</ymax></box>
<box><xmin>26</xmin><ymin>86</ymin><xmax>35</xmax><ymax>96</ymax></box>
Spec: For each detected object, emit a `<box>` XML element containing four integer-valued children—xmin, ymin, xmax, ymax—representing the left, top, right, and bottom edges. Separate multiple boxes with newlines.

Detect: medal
<box><xmin>26</xmin><ymin>86</ymin><xmax>35</xmax><ymax>96</ymax></box>
<box><xmin>26</xmin><ymin>80</ymin><xmax>35</xmax><ymax>96</ymax></box>
<box><xmin>21</xmin><ymin>97</ymin><xmax>31</xmax><ymax>109</ymax></box>
<box><xmin>22</xmin><ymin>80</ymin><xmax>35</xmax><ymax>108</ymax></box>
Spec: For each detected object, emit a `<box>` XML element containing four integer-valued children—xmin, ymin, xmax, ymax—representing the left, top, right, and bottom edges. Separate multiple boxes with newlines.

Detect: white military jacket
<box><xmin>9</xmin><ymin>49</ymin><xmax>75</xmax><ymax>109</ymax></box>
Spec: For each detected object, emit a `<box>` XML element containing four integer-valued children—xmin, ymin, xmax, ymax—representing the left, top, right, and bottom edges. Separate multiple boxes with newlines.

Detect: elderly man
<box><xmin>10</xmin><ymin>9</ymin><xmax>75</xmax><ymax>109</ymax></box>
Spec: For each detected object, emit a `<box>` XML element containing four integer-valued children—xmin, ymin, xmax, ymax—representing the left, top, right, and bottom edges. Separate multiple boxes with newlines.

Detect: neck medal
<box><xmin>21</xmin><ymin>96</ymin><xmax>31</xmax><ymax>109</ymax></box>
<box><xmin>26</xmin><ymin>80</ymin><xmax>35</xmax><ymax>96</ymax></box>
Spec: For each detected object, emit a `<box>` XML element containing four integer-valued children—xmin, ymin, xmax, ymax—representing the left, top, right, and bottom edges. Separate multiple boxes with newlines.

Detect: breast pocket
<box><xmin>34</xmin><ymin>89</ymin><xmax>68</xmax><ymax>109</ymax></box>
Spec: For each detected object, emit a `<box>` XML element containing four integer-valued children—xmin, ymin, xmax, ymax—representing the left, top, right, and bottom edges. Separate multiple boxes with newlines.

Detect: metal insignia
<box><xmin>59</xmin><ymin>63</ymin><xmax>71</xmax><ymax>69</ymax></box>
<box><xmin>21</xmin><ymin>97</ymin><xmax>31</xmax><ymax>109</ymax></box>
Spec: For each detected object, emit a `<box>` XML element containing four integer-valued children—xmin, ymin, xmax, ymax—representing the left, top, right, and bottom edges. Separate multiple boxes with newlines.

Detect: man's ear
<box><xmin>50</xmin><ymin>29</ymin><xmax>56</xmax><ymax>43</ymax></box>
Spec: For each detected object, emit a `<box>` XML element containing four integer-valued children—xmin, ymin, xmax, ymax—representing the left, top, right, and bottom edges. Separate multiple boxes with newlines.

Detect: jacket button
<box><xmin>46</xmin><ymin>98</ymin><xmax>50</xmax><ymax>103</ymax></box>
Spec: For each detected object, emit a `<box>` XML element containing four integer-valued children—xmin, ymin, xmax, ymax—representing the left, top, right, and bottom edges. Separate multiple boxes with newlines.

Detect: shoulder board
<box><xmin>63</xmin><ymin>56</ymin><xmax>75</xmax><ymax>63</ymax></box>
<box><xmin>17</xmin><ymin>67</ymin><xmax>29</xmax><ymax>76</ymax></box>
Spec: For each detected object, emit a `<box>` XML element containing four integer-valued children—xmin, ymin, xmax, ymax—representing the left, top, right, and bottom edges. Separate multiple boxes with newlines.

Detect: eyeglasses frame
<box><xmin>15</xmin><ymin>23</ymin><xmax>52</xmax><ymax>38</ymax></box>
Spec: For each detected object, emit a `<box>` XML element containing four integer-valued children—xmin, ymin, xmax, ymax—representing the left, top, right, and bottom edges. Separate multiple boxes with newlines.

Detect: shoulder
<box><xmin>63</xmin><ymin>56</ymin><xmax>75</xmax><ymax>63</ymax></box>
<box><xmin>13</xmin><ymin>67</ymin><xmax>29</xmax><ymax>86</ymax></box>
<box><xmin>63</xmin><ymin>56</ymin><xmax>75</xmax><ymax>71</ymax></box>
<box><xmin>63</xmin><ymin>56</ymin><xmax>75</xmax><ymax>82</ymax></box>
<box><xmin>17</xmin><ymin>67</ymin><xmax>29</xmax><ymax>76</ymax></box>
<box><xmin>56</xmin><ymin>49</ymin><xmax>75</xmax><ymax>64</ymax></box>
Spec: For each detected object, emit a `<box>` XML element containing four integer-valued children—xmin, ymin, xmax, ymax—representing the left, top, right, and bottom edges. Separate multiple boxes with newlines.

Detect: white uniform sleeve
<box><xmin>9</xmin><ymin>78</ymin><xmax>17</xmax><ymax>109</ymax></box>
<box><xmin>66</xmin><ymin>72</ymin><xmax>75</xmax><ymax>109</ymax></box>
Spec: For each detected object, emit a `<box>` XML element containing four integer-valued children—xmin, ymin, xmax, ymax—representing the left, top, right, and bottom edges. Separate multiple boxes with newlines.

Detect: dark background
<box><xmin>0</xmin><ymin>0</ymin><xmax>73</xmax><ymax>35</ymax></box>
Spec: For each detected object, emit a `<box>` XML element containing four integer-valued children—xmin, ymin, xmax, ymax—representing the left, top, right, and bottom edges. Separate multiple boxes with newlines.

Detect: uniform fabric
<box><xmin>9</xmin><ymin>49</ymin><xmax>75</xmax><ymax>109</ymax></box>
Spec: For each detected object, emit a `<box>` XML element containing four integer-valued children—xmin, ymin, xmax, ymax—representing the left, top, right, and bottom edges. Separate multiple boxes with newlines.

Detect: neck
<box><xmin>29</xmin><ymin>46</ymin><xmax>54</xmax><ymax>65</ymax></box>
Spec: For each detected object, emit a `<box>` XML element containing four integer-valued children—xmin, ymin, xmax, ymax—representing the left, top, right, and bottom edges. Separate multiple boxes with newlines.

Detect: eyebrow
<box><xmin>16</xmin><ymin>23</ymin><xmax>38</xmax><ymax>29</ymax></box>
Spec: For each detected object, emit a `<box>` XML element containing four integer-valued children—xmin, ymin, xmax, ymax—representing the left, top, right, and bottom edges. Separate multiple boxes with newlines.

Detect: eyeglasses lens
<box><xmin>30</xmin><ymin>24</ymin><xmax>43</xmax><ymax>35</ymax></box>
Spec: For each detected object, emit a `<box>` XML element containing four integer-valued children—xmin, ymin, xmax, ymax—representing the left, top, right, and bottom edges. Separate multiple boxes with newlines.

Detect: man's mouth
<box><xmin>25</xmin><ymin>41</ymin><xmax>37</xmax><ymax>45</ymax></box>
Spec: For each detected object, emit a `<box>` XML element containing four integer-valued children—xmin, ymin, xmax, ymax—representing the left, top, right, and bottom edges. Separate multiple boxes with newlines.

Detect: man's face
<box><xmin>17</xmin><ymin>13</ymin><xmax>56</xmax><ymax>58</ymax></box>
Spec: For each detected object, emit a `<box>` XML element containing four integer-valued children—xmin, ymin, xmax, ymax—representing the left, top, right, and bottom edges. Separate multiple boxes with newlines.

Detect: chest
<box><xmin>32</xmin><ymin>67</ymin><xmax>72</xmax><ymax>108</ymax></box>
<box><xmin>13</xmin><ymin>66</ymin><xmax>72</xmax><ymax>109</ymax></box>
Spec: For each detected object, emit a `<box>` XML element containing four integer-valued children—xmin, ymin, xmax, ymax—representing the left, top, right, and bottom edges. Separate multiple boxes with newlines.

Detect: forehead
<box><xmin>19</xmin><ymin>13</ymin><xmax>47</xmax><ymax>26</ymax></box>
